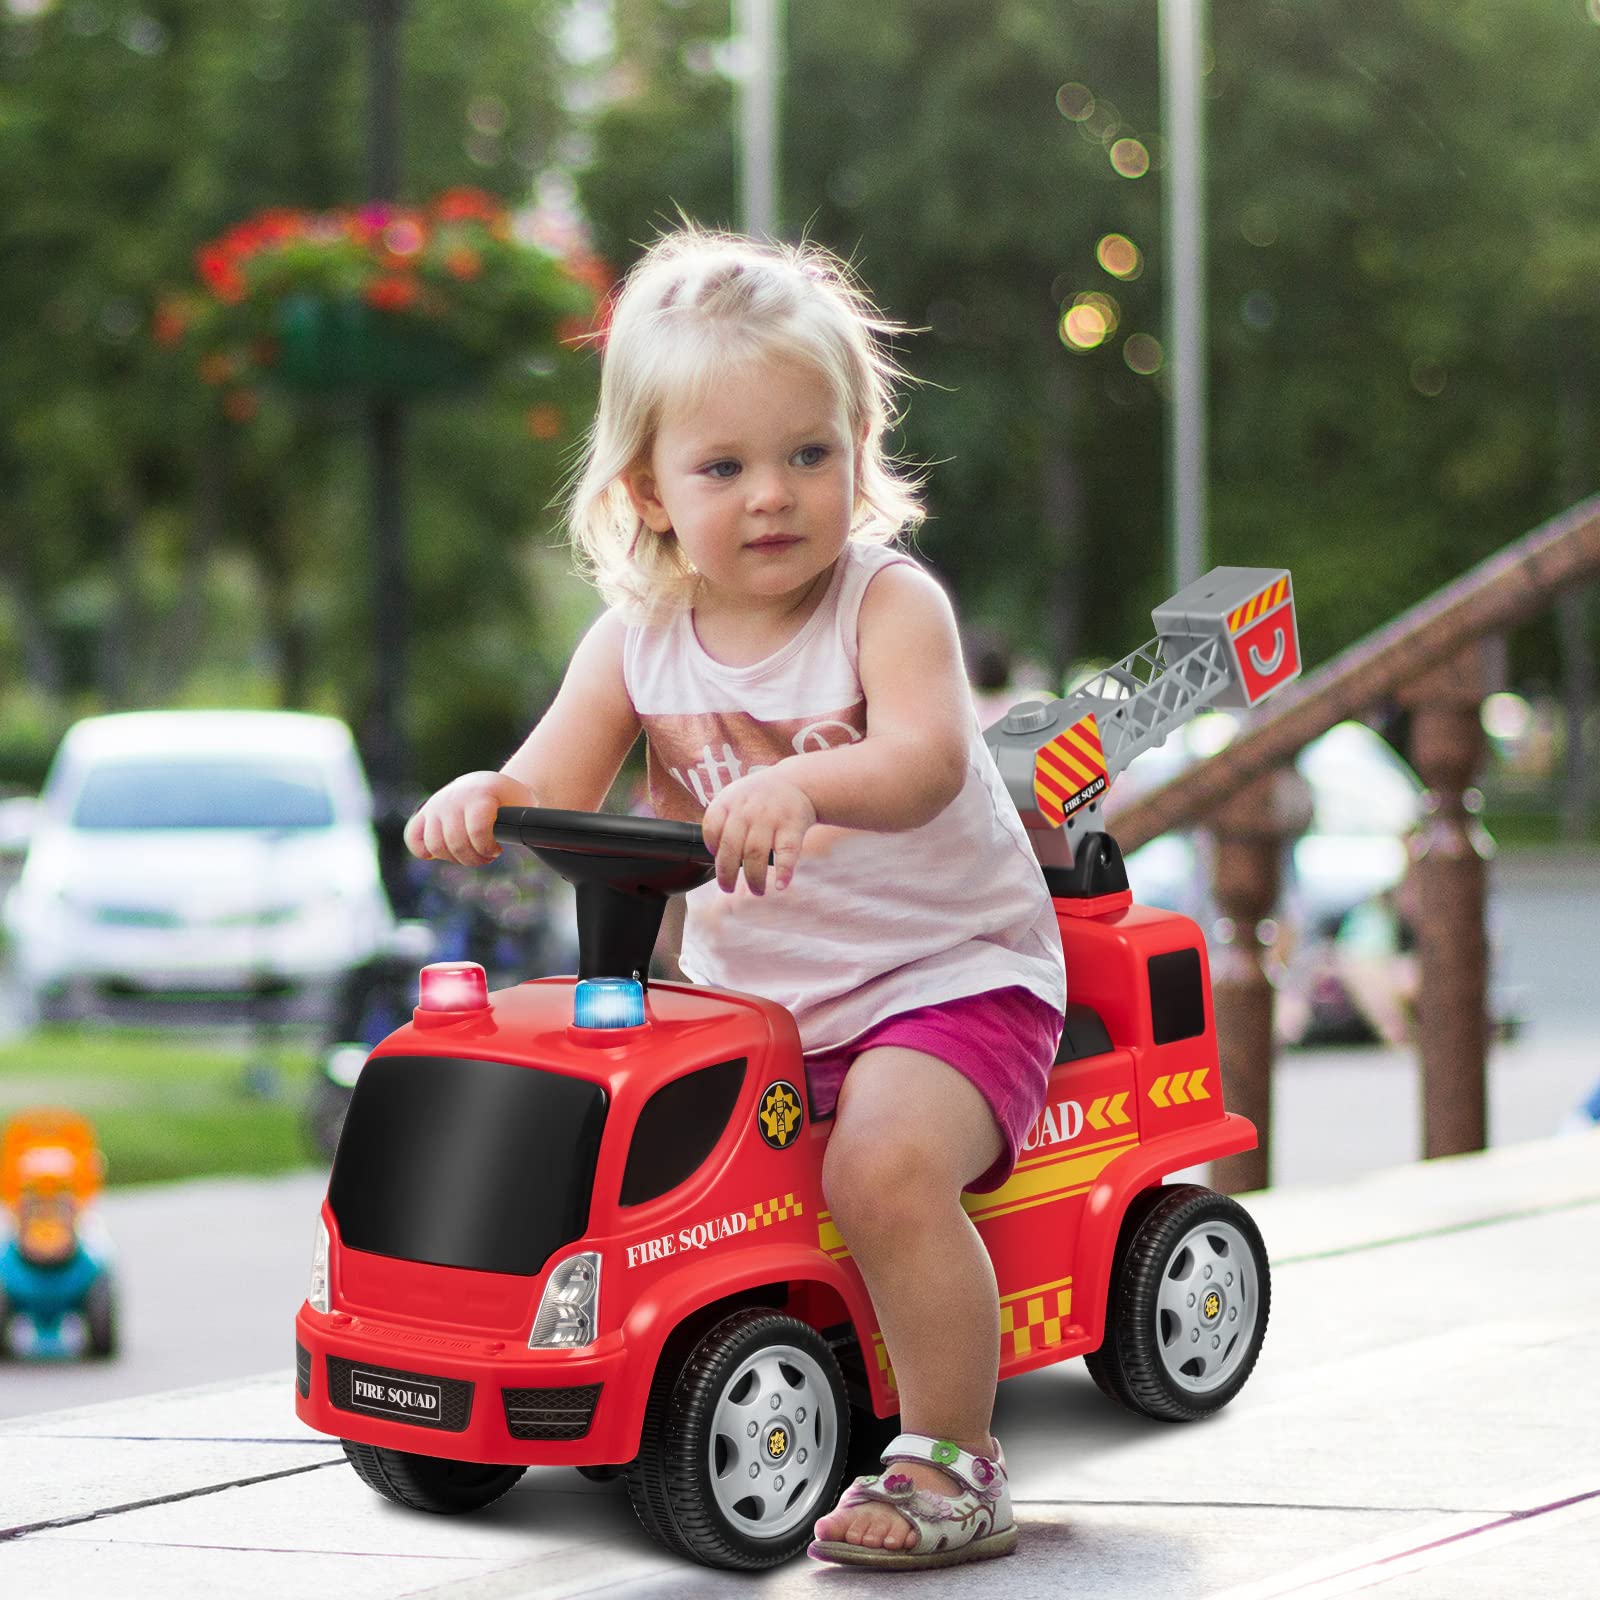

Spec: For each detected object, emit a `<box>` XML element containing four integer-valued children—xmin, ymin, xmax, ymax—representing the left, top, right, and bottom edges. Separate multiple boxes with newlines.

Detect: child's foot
<box><xmin>812</xmin><ymin>1437</ymin><xmax>995</xmax><ymax>1551</ymax></box>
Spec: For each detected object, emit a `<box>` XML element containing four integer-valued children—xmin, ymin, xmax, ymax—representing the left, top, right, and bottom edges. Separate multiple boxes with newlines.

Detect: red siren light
<box><xmin>417</xmin><ymin>961</ymin><xmax>489</xmax><ymax>1013</ymax></box>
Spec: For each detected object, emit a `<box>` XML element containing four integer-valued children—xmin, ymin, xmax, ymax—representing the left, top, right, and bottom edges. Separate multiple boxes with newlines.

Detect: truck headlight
<box><xmin>528</xmin><ymin>1252</ymin><xmax>600</xmax><ymax>1349</ymax></box>
<box><xmin>308</xmin><ymin>1215</ymin><xmax>330</xmax><ymax>1314</ymax></box>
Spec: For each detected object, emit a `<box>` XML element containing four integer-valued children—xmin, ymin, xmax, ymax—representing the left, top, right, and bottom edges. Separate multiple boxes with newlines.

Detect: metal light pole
<box><xmin>1160</xmin><ymin>0</ymin><xmax>1207</xmax><ymax>593</ymax></box>
<box><xmin>733</xmin><ymin>0</ymin><xmax>782</xmax><ymax>239</ymax></box>
<box><xmin>365</xmin><ymin>0</ymin><xmax>410</xmax><ymax>857</ymax></box>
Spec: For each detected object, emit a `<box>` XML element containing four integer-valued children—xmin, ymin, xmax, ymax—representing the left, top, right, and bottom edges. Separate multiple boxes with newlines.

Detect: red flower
<box><xmin>365</xmin><ymin>275</ymin><xmax>418</xmax><ymax>312</ymax></box>
<box><xmin>445</xmin><ymin>246</ymin><xmax>482</xmax><ymax>281</ymax></box>
<box><xmin>433</xmin><ymin>186</ymin><xmax>503</xmax><ymax>224</ymax></box>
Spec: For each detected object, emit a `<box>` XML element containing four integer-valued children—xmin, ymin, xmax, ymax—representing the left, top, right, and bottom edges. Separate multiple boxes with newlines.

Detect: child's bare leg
<box><xmin>812</xmin><ymin>1046</ymin><xmax>1006</xmax><ymax>1553</ymax></box>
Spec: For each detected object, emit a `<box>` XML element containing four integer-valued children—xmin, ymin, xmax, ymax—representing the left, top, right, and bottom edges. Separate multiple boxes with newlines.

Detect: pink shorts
<box><xmin>803</xmin><ymin>987</ymin><xmax>1066</xmax><ymax>1194</ymax></box>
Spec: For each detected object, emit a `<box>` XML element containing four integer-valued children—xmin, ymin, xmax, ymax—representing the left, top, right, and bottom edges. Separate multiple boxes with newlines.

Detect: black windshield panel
<box><xmin>329</xmin><ymin>1055</ymin><xmax>607</xmax><ymax>1277</ymax></box>
<box><xmin>70</xmin><ymin>760</ymin><xmax>335</xmax><ymax>829</ymax></box>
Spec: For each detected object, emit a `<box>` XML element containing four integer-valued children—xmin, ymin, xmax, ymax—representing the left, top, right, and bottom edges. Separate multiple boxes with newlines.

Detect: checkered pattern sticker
<box><xmin>1000</xmin><ymin>1278</ymin><xmax>1074</xmax><ymax>1359</ymax></box>
<box><xmin>750</xmin><ymin>1192</ymin><xmax>804</xmax><ymax>1227</ymax></box>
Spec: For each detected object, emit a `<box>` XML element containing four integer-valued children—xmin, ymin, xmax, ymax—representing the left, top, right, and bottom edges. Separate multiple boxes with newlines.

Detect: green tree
<box><xmin>0</xmin><ymin>0</ymin><xmax>594</xmax><ymax>787</ymax></box>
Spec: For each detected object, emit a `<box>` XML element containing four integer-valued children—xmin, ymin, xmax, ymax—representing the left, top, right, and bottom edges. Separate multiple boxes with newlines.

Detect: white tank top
<box><xmin>622</xmin><ymin>541</ymin><xmax>1066</xmax><ymax>1052</ymax></box>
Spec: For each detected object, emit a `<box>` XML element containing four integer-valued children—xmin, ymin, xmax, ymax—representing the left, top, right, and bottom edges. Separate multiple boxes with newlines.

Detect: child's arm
<box><xmin>405</xmin><ymin>611</ymin><xmax>640</xmax><ymax>866</ymax></box>
<box><xmin>702</xmin><ymin>563</ymin><xmax>971</xmax><ymax>893</ymax></box>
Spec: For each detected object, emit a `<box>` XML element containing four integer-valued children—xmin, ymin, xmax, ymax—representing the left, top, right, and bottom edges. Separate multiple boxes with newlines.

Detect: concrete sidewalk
<box><xmin>3</xmin><ymin>1131</ymin><xmax>1597</xmax><ymax>1600</ymax></box>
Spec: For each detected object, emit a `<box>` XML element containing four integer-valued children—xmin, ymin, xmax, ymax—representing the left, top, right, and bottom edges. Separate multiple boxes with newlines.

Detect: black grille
<box><xmin>295</xmin><ymin>1341</ymin><xmax>311</xmax><ymax>1398</ymax></box>
<box><xmin>326</xmin><ymin>1355</ymin><xmax>473</xmax><ymax>1432</ymax></box>
<box><xmin>502</xmin><ymin>1383</ymin><xmax>603</xmax><ymax>1440</ymax></box>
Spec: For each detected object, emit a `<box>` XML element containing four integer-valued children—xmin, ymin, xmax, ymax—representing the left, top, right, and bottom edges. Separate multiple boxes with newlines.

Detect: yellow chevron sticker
<box><xmin>1085</xmin><ymin>1093</ymin><xmax>1133</xmax><ymax>1130</ymax></box>
<box><xmin>750</xmin><ymin>1192</ymin><xmax>804</xmax><ymax>1227</ymax></box>
<box><xmin>999</xmin><ymin>1277</ymin><xmax>1074</xmax><ymax>1359</ymax></box>
<box><xmin>1227</xmin><ymin>575</ymin><xmax>1290</xmax><ymax>633</ymax></box>
<box><xmin>1150</xmin><ymin>1072</ymin><xmax>1212</xmax><ymax>1108</ymax></box>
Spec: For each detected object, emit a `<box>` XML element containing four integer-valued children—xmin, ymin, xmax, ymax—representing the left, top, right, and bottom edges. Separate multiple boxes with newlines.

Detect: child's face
<box><xmin>624</xmin><ymin>356</ymin><xmax>863</xmax><ymax>605</ymax></box>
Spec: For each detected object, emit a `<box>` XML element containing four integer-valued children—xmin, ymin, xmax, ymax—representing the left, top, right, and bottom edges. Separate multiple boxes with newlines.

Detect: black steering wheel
<box><xmin>491</xmin><ymin>806</ymin><xmax>715</xmax><ymax>983</ymax></box>
<box><xmin>493</xmin><ymin>805</ymin><xmax>713</xmax><ymax>875</ymax></box>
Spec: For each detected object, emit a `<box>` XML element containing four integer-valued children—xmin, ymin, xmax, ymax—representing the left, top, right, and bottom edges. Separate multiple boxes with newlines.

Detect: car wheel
<box><xmin>340</xmin><ymin>1440</ymin><xmax>526</xmax><ymax>1514</ymax></box>
<box><xmin>1092</xmin><ymin>1185</ymin><xmax>1270</xmax><ymax>1422</ymax></box>
<box><xmin>84</xmin><ymin>1273</ymin><xmax>118</xmax><ymax>1359</ymax></box>
<box><xmin>1082</xmin><ymin>1183</ymin><xmax>1172</xmax><ymax>1411</ymax></box>
<box><xmin>625</xmin><ymin>1308</ymin><xmax>850</xmax><ymax>1570</ymax></box>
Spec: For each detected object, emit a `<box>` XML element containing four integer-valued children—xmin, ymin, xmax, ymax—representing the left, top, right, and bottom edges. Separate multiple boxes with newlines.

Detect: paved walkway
<box><xmin>3</xmin><ymin>1129</ymin><xmax>1597</xmax><ymax>1599</ymax></box>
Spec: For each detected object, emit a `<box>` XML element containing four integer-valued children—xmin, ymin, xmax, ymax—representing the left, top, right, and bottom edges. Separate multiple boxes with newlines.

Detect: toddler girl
<box><xmin>405</xmin><ymin>223</ymin><xmax>1066</xmax><ymax>1569</ymax></box>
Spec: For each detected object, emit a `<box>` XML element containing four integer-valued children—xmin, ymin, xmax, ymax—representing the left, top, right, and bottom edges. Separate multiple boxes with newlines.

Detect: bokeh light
<box><xmin>1056</xmin><ymin>83</ymin><xmax>1095</xmax><ymax>121</ymax></box>
<box><xmin>1109</xmin><ymin>139</ymin><xmax>1149</xmax><ymax>179</ymax></box>
<box><xmin>1240</xmin><ymin>205</ymin><xmax>1278</xmax><ymax>248</ymax></box>
<box><xmin>1123</xmin><ymin>334</ymin><xmax>1163</xmax><ymax>375</ymax></box>
<box><xmin>1074</xmin><ymin>291</ymin><xmax>1120</xmax><ymax>335</ymax></box>
<box><xmin>1482</xmin><ymin>692</ymin><xmax>1531</xmax><ymax>741</ymax></box>
<box><xmin>1589</xmin><ymin>0</ymin><xmax>1600</xmax><ymax>23</ymax></box>
<box><xmin>384</xmin><ymin>219</ymin><xmax>425</xmax><ymax>257</ymax></box>
<box><xmin>1410</xmin><ymin>359</ymin><xmax>1446</xmax><ymax>397</ymax></box>
<box><xmin>1060</xmin><ymin>303</ymin><xmax>1109</xmax><ymax>351</ymax></box>
<box><xmin>1096</xmin><ymin>233</ymin><xmax>1143</xmax><ymax>279</ymax></box>
<box><xmin>1083</xmin><ymin>100</ymin><xmax>1122</xmax><ymax>144</ymax></box>
<box><xmin>1240</xmin><ymin>291</ymin><xmax>1278</xmax><ymax>331</ymax></box>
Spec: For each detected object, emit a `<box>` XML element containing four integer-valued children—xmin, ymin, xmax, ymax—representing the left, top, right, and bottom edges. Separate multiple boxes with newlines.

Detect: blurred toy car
<box><xmin>0</xmin><ymin>1108</ymin><xmax>118</xmax><ymax>1359</ymax></box>
<box><xmin>2</xmin><ymin>710</ymin><xmax>394</xmax><ymax>1019</ymax></box>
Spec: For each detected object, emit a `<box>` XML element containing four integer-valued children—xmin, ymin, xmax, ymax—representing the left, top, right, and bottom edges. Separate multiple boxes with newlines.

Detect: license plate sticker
<box><xmin>348</xmin><ymin>1368</ymin><xmax>444</xmax><ymax>1423</ymax></box>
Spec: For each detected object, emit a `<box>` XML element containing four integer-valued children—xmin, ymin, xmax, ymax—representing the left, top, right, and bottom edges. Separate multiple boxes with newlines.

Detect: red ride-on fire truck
<box><xmin>294</xmin><ymin>567</ymin><xmax>1302</xmax><ymax>1570</ymax></box>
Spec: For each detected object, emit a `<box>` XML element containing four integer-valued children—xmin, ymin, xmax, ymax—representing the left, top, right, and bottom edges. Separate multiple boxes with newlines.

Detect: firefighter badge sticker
<box><xmin>758</xmin><ymin>1081</ymin><xmax>804</xmax><ymax>1149</ymax></box>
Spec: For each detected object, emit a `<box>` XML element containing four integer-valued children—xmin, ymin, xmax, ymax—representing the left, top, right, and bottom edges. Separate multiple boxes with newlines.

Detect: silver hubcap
<box><xmin>1154</xmin><ymin>1218</ymin><xmax>1260</xmax><ymax>1393</ymax></box>
<box><xmin>707</xmin><ymin>1342</ymin><xmax>839</xmax><ymax>1539</ymax></box>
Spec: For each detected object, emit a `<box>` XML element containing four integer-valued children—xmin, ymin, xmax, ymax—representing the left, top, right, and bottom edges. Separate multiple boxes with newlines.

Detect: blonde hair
<box><xmin>562</xmin><ymin>220</ymin><xmax>927</xmax><ymax>620</ymax></box>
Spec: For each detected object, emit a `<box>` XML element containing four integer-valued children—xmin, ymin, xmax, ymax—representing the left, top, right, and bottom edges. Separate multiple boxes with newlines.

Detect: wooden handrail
<box><xmin>1116</xmin><ymin>495</ymin><xmax>1600</xmax><ymax>852</ymax></box>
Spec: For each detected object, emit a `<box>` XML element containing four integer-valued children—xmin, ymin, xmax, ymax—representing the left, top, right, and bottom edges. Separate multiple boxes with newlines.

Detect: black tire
<box><xmin>1090</xmin><ymin>1185</ymin><xmax>1270</xmax><ymax>1423</ymax></box>
<box><xmin>575</xmin><ymin>1463</ymin><xmax>625</xmax><ymax>1483</ymax></box>
<box><xmin>624</xmin><ymin>1309</ymin><xmax>850</xmax><ymax>1570</ymax></box>
<box><xmin>84</xmin><ymin>1273</ymin><xmax>118</xmax><ymax>1359</ymax></box>
<box><xmin>1082</xmin><ymin>1183</ymin><xmax>1171</xmax><ymax>1411</ymax></box>
<box><xmin>340</xmin><ymin>1440</ymin><xmax>526</xmax><ymax>1514</ymax></box>
<box><xmin>304</xmin><ymin>1076</ymin><xmax>353</xmax><ymax>1164</ymax></box>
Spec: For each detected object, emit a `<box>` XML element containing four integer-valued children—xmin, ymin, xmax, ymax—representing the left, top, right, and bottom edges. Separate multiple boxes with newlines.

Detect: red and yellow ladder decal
<box><xmin>1227</xmin><ymin>575</ymin><xmax>1289</xmax><ymax>633</ymax></box>
<box><xmin>1033</xmin><ymin>714</ymin><xmax>1107</xmax><ymax>825</ymax></box>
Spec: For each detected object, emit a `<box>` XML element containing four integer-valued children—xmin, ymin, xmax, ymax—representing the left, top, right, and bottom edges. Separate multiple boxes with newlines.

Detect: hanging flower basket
<box><xmin>155</xmin><ymin>189</ymin><xmax>610</xmax><ymax>416</ymax></box>
<box><xmin>273</xmin><ymin>293</ymin><xmax>488</xmax><ymax>396</ymax></box>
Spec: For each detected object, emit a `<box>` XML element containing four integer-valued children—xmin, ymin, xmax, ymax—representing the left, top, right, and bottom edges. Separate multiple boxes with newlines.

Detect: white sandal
<box><xmin>807</xmin><ymin>1431</ymin><xmax>1017</xmax><ymax>1568</ymax></box>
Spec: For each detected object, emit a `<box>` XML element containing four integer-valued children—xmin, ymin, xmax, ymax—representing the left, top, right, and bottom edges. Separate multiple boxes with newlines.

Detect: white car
<box><xmin>2</xmin><ymin>711</ymin><xmax>393</xmax><ymax>1014</ymax></box>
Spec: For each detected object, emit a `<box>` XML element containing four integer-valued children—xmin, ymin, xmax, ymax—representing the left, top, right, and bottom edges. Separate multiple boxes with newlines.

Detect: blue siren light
<box><xmin>573</xmin><ymin>978</ymin><xmax>645</xmax><ymax>1030</ymax></box>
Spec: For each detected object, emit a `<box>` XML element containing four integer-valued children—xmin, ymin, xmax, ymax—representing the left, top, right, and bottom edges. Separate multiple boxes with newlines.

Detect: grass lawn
<box><xmin>0</xmin><ymin>1024</ymin><xmax>320</xmax><ymax>1187</ymax></box>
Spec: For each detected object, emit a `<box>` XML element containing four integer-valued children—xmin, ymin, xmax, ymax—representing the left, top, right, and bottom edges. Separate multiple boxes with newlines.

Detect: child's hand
<box><xmin>702</xmin><ymin>772</ymin><xmax>815</xmax><ymax>896</ymax></box>
<box><xmin>404</xmin><ymin>772</ymin><xmax>537</xmax><ymax>867</ymax></box>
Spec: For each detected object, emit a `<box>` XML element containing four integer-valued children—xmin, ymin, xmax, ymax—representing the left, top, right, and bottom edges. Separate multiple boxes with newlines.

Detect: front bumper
<box><xmin>293</xmin><ymin>1303</ymin><xmax>643</xmax><ymax>1467</ymax></box>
